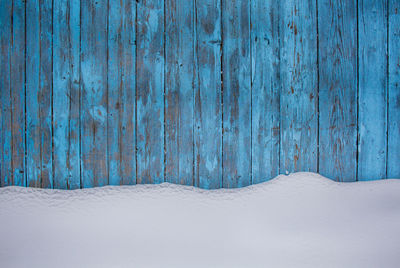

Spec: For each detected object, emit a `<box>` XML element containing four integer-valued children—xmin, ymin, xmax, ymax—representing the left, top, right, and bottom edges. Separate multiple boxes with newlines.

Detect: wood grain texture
<box><xmin>165</xmin><ymin>0</ymin><xmax>195</xmax><ymax>186</ymax></box>
<box><xmin>26</xmin><ymin>0</ymin><xmax>53</xmax><ymax>188</ymax></box>
<box><xmin>107</xmin><ymin>0</ymin><xmax>136</xmax><ymax>185</ymax></box>
<box><xmin>194</xmin><ymin>0</ymin><xmax>222</xmax><ymax>189</ymax></box>
<box><xmin>0</xmin><ymin>0</ymin><xmax>12</xmax><ymax>186</ymax></box>
<box><xmin>388</xmin><ymin>0</ymin><xmax>400</xmax><ymax>179</ymax></box>
<box><xmin>136</xmin><ymin>0</ymin><xmax>165</xmax><ymax>184</ymax></box>
<box><xmin>10</xmin><ymin>0</ymin><xmax>26</xmax><ymax>186</ymax></box>
<box><xmin>222</xmin><ymin>0</ymin><xmax>251</xmax><ymax>188</ymax></box>
<box><xmin>318</xmin><ymin>0</ymin><xmax>358</xmax><ymax>182</ymax></box>
<box><xmin>358</xmin><ymin>0</ymin><xmax>387</xmax><ymax>180</ymax></box>
<box><xmin>251</xmin><ymin>0</ymin><xmax>280</xmax><ymax>184</ymax></box>
<box><xmin>53</xmin><ymin>0</ymin><xmax>81</xmax><ymax>189</ymax></box>
<box><xmin>81</xmin><ymin>0</ymin><xmax>108</xmax><ymax>187</ymax></box>
<box><xmin>279</xmin><ymin>0</ymin><xmax>318</xmax><ymax>174</ymax></box>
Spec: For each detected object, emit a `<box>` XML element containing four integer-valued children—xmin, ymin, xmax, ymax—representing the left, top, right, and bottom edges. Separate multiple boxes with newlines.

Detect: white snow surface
<box><xmin>1</xmin><ymin>172</ymin><xmax>400</xmax><ymax>268</ymax></box>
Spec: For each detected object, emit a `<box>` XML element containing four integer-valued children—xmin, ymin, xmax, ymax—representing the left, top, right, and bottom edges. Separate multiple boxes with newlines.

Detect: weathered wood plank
<box><xmin>318</xmin><ymin>0</ymin><xmax>358</xmax><ymax>182</ymax></box>
<box><xmin>11</xmin><ymin>0</ymin><xmax>26</xmax><ymax>186</ymax></box>
<box><xmin>194</xmin><ymin>0</ymin><xmax>222</xmax><ymax>189</ymax></box>
<box><xmin>107</xmin><ymin>0</ymin><xmax>136</xmax><ymax>185</ymax></box>
<box><xmin>251</xmin><ymin>0</ymin><xmax>280</xmax><ymax>184</ymax></box>
<box><xmin>136</xmin><ymin>0</ymin><xmax>164</xmax><ymax>184</ymax></box>
<box><xmin>358</xmin><ymin>0</ymin><xmax>387</xmax><ymax>180</ymax></box>
<box><xmin>0</xmin><ymin>0</ymin><xmax>12</xmax><ymax>186</ymax></box>
<box><xmin>279</xmin><ymin>0</ymin><xmax>318</xmax><ymax>174</ymax></box>
<box><xmin>222</xmin><ymin>0</ymin><xmax>251</xmax><ymax>188</ymax></box>
<box><xmin>165</xmin><ymin>0</ymin><xmax>195</xmax><ymax>186</ymax></box>
<box><xmin>388</xmin><ymin>0</ymin><xmax>400</xmax><ymax>179</ymax></box>
<box><xmin>53</xmin><ymin>0</ymin><xmax>81</xmax><ymax>189</ymax></box>
<box><xmin>26</xmin><ymin>0</ymin><xmax>53</xmax><ymax>188</ymax></box>
<box><xmin>81</xmin><ymin>0</ymin><xmax>108</xmax><ymax>187</ymax></box>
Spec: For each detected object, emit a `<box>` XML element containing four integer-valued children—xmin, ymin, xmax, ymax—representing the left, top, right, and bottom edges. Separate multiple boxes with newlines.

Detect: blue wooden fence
<box><xmin>0</xmin><ymin>0</ymin><xmax>399</xmax><ymax>189</ymax></box>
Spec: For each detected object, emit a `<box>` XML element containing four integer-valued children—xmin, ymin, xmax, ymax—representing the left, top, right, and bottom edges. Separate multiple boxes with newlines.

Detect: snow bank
<box><xmin>1</xmin><ymin>172</ymin><xmax>400</xmax><ymax>268</ymax></box>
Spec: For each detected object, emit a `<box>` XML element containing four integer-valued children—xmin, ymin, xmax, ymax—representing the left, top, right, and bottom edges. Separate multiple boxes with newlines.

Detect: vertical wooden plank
<box><xmin>26</xmin><ymin>0</ymin><xmax>40</xmax><ymax>187</ymax></box>
<box><xmin>11</xmin><ymin>0</ymin><xmax>26</xmax><ymax>186</ymax></box>
<box><xmin>53</xmin><ymin>0</ymin><xmax>81</xmax><ymax>189</ymax></box>
<box><xmin>81</xmin><ymin>0</ymin><xmax>108</xmax><ymax>187</ymax></box>
<box><xmin>194</xmin><ymin>0</ymin><xmax>222</xmax><ymax>189</ymax></box>
<box><xmin>251</xmin><ymin>0</ymin><xmax>280</xmax><ymax>184</ymax></box>
<box><xmin>358</xmin><ymin>0</ymin><xmax>387</xmax><ymax>180</ymax></box>
<box><xmin>165</xmin><ymin>0</ymin><xmax>194</xmax><ymax>186</ymax></box>
<box><xmin>318</xmin><ymin>0</ymin><xmax>358</xmax><ymax>182</ymax></box>
<box><xmin>0</xmin><ymin>0</ymin><xmax>12</xmax><ymax>186</ymax></box>
<box><xmin>222</xmin><ymin>0</ymin><xmax>251</xmax><ymax>188</ymax></box>
<box><xmin>388</xmin><ymin>0</ymin><xmax>400</xmax><ymax>179</ymax></box>
<box><xmin>26</xmin><ymin>0</ymin><xmax>53</xmax><ymax>188</ymax></box>
<box><xmin>280</xmin><ymin>0</ymin><xmax>318</xmax><ymax>174</ymax></box>
<box><xmin>107</xmin><ymin>0</ymin><xmax>136</xmax><ymax>185</ymax></box>
<box><xmin>136</xmin><ymin>0</ymin><xmax>164</xmax><ymax>184</ymax></box>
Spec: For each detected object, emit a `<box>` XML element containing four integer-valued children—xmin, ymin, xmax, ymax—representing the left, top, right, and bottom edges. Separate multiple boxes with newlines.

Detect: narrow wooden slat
<box><xmin>194</xmin><ymin>0</ymin><xmax>222</xmax><ymax>189</ymax></box>
<box><xmin>279</xmin><ymin>0</ymin><xmax>318</xmax><ymax>174</ymax></box>
<box><xmin>318</xmin><ymin>0</ymin><xmax>357</xmax><ymax>182</ymax></box>
<box><xmin>0</xmin><ymin>0</ymin><xmax>12</xmax><ymax>186</ymax></box>
<box><xmin>26</xmin><ymin>0</ymin><xmax>53</xmax><ymax>188</ymax></box>
<box><xmin>251</xmin><ymin>0</ymin><xmax>280</xmax><ymax>184</ymax></box>
<box><xmin>26</xmin><ymin>0</ymin><xmax>40</xmax><ymax>187</ymax></box>
<box><xmin>358</xmin><ymin>0</ymin><xmax>388</xmax><ymax>180</ymax></box>
<box><xmin>136</xmin><ymin>0</ymin><xmax>164</xmax><ymax>184</ymax></box>
<box><xmin>107</xmin><ymin>0</ymin><xmax>136</xmax><ymax>185</ymax></box>
<box><xmin>165</xmin><ymin>0</ymin><xmax>195</xmax><ymax>186</ymax></box>
<box><xmin>53</xmin><ymin>0</ymin><xmax>80</xmax><ymax>189</ymax></box>
<box><xmin>388</xmin><ymin>0</ymin><xmax>400</xmax><ymax>179</ymax></box>
<box><xmin>11</xmin><ymin>0</ymin><xmax>26</xmax><ymax>186</ymax></box>
<box><xmin>81</xmin><ymin>0</ymin><xmax>108</xmax><ymax>187</ymax></box>
<box><xmin>222</xmin><ymin>0</ymin><xmax>251</xmax><ymax>188</ymax></box>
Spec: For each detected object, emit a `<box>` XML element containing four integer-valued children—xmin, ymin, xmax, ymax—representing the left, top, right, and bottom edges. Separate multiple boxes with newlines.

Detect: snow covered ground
<box><xmin>0</xmin><ymin>172</ymin><xmax>399</xmax><ymax>268</ymax></box>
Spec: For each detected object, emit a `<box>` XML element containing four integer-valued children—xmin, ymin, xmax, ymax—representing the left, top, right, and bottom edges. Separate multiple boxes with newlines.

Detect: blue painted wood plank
<box><xmin>26</xmin><ymin>0</ymin><xmax>41</xmax><ymax>187</ymax></box>
<box><xmin>81</xmin><ymin>0</ymin><xmax>109</xmax><ymax>187</ymax></box>
<box><xmin>107</xmin><ymin>0</ymin><xmax>136</xmax><ymax>185</ymax></box>
<box><xmin>26</xmin><ymin>0</ymin><xmax>53</xmax><ymax>188</ymax></box>
<box><xmin>251</xmin><ymin>0</ymin><xmax>280</xmax><ymax>184</ymax></box>
<box><xmin>358</xmin><ymin>0</ymin><xmax>388</xmax><ymax>180</ymax></box>
<box><xmin>222</xmin><ymin>0</ymin><xmax>251</xmax><ymax>188</ymax></box>
<box><xmin>318</xmin><ymin>0</ymin><xmax>358</xmax><ymax>182</ymax></box>
<box><xmin>136</xmin><ymin>0</ymin><xmax>164</xmax><ymax>184</ymax></box>
<box><xmin>194</xmin><ymin>0</ymin><xmax>222</xmax><ymax>189</ymax></box>
<box><xmin>0</xmin><ymin>0</ymin><xmax>12</xmax><ymax>186</ymax></box>
<box><xmin>388</xmin><ymin>0</ymin><xmax>400</xmax><ymax>179</ymax></box>
<box><xmin>53</xmin><ymin>0</ymin><xmax>81</xmax><ymax>189</ymax></box>
<box><xmin>10</xmin><ymin>0</ymin><xmax>26</xmax><ymax>186</ymax></box>
<box><xmin>165</xmin><ymin>0</ymin><xmax>195</xmax><ymax>186</ymax></box>
<box><xmin>280</xmin><ymin>0</ymin><xmax>318</xmax><ymax>174</ymax></box>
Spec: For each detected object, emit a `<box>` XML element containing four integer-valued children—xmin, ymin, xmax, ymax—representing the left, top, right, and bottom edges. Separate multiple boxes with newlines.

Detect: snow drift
<box><xmin>0</xmin><ymin>172</ymin><xmax>399</xmax><ymax>268</ymax></box>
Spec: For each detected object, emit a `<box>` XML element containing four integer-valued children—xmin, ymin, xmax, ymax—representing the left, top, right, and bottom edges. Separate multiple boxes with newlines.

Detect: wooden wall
<box><xmin>1</xmin><ymin>0</ymin><xmax>399</xmax><ymax>189</ymax></box>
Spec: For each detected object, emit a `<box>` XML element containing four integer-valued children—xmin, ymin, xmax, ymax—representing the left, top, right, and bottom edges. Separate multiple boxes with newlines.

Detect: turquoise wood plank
<box><xmin>318</xmin><ymin>0</ymin><xmax>358</xmax><ymax>182</ymax></box>
<box><xmin>136</xmin><ymin>0</ymin><xmax>164</xmax><ymax>184</ymax></box>
<box><xmin>107</xmin><ymin>0</ymin><xmax>136</xmax><ymax>185</ymax></box>
<box><xmin>388</xmin><ymin>0</ymin><xmax>400</xmax><ymax>179</ymax></box>
<box><xmin>358</xmin><ymin>0</ymin><xmax>388</xmax><ymax>180</ymax></box>
<box><xmin>251</xmin><ymin>0</ymin><xmax>280</xmax><ymax>184</ymax></box>
<box><xmin>10</xmin><ymin>0</ymin><xmax>26</xmax><ymax>186</ymax></box>
<box><xmin>280</xmin><ymin>0</ymin><xmax>318</xmax><ymax>174</ymax></box>
<box><xmin>222</xmin><ymin>0</ymin><xmax>251</xmax><ymax>188</ymax></box>
<box><xmin>26</xmin><ymin>0</ymin><xmax>53</xmax><ymax>188</ymax></box>
<box><xmin>194</xmin><ymin>0</ymin><xmax>222</xmax><ymax>189</ymax></box>
<box><xmin>0</xmin><ymin>0</ymin><xmax>12</xmax><ymax>186</ymax></box>
<box><xmin>165</xmin><ymin>0</ymin><xmax>195</xmax><ymax>186</ymax></box>
<box><xmin>26</xmin><ymin>0</ymin><xmax>41</xmax><ymax>187</ymax></box>
<box><xmin>81</xmin><ymin>0</ymin><xmax>108</xmax><ymax>187</ymax></box>
<box><xmin>53</xmin><ymin>0</ymin><xmax>81</xmax><ymax>189</ymax></box>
